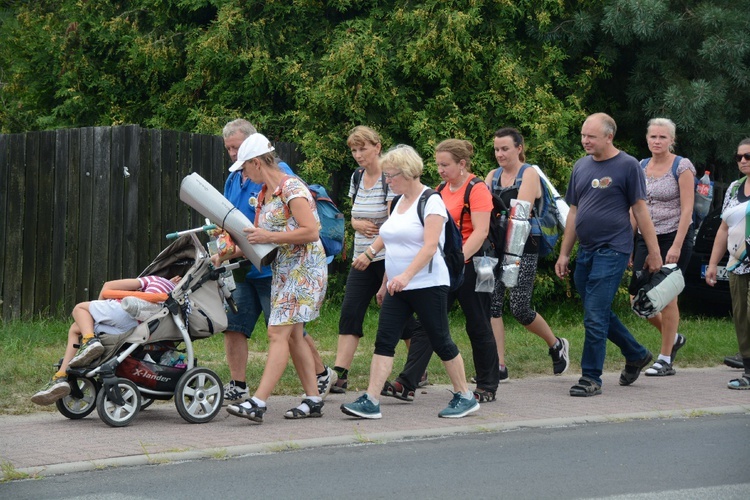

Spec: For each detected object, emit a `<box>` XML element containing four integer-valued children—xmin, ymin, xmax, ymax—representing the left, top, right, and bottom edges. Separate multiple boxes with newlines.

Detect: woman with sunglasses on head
<box><xmin>632</xmin><ymin>118</ymin><xmax>696</xmax><ymax>377</ymax></box>
<box><xmin>706</xmin><ymin>139</ymin><xmax>750</xmax><ymax>389</ymax></box>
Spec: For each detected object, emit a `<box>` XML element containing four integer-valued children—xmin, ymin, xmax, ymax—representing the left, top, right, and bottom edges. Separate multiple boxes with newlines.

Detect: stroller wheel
<box><xmin>140</xmin><ymin>398</ymin><xmax>155</xmax><ymax>410</ymax></box>
<box><xmin>96</xmin><ymin>378</ymin><xmax>141</xmax><ymax>428</ymax></box>
<box><xmin>56</xmin><ymin>377</ymin><xmax>99</xmax><ymax>420</ymax></box>
<box><xmin>174</xmin><ymin>367</ymin><xmax>224</xmax><ymax>424</ymax></box>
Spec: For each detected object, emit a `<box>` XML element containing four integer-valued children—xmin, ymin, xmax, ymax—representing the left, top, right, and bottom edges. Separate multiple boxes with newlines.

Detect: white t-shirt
<box><xmin>379</xmin><ymin>187</ymin><xmax>449</xmax><ymax>290</ymax></box>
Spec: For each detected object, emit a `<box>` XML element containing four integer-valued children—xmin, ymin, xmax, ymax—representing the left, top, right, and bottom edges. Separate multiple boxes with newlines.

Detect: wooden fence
<box><xmin>0</xmin><ymin>125</ymin><xmax>302</xmax><ymax>320</ymax></box>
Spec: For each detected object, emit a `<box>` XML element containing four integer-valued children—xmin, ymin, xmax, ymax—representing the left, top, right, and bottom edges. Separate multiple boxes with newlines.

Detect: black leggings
<box><xmin>395</xmin><ymin>261</ymin><xmax>499</xmax><ymax>392</ymax></box>
<box><xmin>374</xmin><ymin>286</ymin><xmax>459</xmax><ymax>362</ymax></box>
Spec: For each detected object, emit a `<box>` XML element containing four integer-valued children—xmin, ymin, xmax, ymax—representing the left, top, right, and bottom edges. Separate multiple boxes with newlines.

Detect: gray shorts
<box><xmin>88</xmin><ymin>299</ymin><xmax>139</xmax><ymax>335</ymax></box>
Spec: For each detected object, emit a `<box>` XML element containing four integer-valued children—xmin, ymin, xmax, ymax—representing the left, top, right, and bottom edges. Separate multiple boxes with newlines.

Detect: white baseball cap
<box><xmin>228</xmin><ymin>133</ymin><xmax>275</xmax><ymax>172</ymax></box>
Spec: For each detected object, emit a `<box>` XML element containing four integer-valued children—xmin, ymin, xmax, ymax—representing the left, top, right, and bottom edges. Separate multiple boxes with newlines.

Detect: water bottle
<box><xmin>206</xmin><ymin>218</ymin><xmax>237</xmax><ymax>291</ymax></box>
<box><xmin>174</xmin><ymin>354</ymin><xmax>187</xmax><ymax>369</ymax></box>
<box><xmin>694</xmin><ymin>170</ymin><xmax>713</xmax><ymax>219</ymax></box>
<box><xmin>159</xmin><ymin>350</ymin><xmax>178</xmax><ymax>366</ymax></box>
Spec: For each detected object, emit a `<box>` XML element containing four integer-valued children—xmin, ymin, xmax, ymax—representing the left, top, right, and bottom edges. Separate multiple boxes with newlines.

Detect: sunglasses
<box><xmin>735</xmin><ymin>153</ymin><xmax>750</xmax><ymax>162</ymax></box>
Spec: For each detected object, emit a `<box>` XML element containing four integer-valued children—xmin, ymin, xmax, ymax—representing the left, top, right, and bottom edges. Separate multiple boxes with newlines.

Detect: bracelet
<box><xmin>369</xmin><ymin>246</ymin><xmax>377</xmax><ymax>256</ymax></box>
<box><xmin>363</xmin><ymin>250</ymin><xmax>373</xmax><ymax>262</ymax></box>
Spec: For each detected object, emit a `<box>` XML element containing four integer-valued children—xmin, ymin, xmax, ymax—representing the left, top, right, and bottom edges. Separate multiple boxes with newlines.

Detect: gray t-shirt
<box><xmin>566</xmin><ymin>151</ymin><xmax>646</xmax><ymax>254</ymax></box>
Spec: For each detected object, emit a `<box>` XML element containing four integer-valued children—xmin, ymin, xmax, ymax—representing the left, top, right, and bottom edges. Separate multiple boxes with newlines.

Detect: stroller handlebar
<box><xmin>166</xmin><ymin>224</ymin><xmax>218</xmax><ymax>240</ymax></box>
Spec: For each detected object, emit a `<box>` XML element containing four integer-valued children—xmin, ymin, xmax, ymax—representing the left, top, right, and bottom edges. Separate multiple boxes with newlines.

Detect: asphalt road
<box><xmin>3</xmin><ymin>413</ymin><xmax>749</xmax><ymax>499</ymax></box>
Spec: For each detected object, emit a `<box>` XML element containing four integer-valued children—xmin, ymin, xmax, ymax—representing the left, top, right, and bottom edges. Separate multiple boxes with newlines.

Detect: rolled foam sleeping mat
<box><xmin>180</xmin><ymin>173</ymin><xmax>278</xmax><ymax>271</ymax></box>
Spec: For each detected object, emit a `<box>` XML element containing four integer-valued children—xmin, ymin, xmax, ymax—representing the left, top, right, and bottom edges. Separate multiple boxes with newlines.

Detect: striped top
<box><xmin>138</xmin><ymin>276</ymin><xmax>177</xmax><ymax>295</ymax></box>
<box><xmin>348</xmin><ymin>171</ymin><xmax>396</xmax><ymax>259</ymax></box>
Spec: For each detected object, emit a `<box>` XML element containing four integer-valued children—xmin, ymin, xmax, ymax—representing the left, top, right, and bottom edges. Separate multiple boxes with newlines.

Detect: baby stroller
<box><xmin>57</xmin><ymin>231</ymin><xmax>232</xmax><ymax>427</ymax></box>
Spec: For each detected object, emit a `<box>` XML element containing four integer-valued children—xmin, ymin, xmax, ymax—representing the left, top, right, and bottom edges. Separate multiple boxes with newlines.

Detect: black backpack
<box><xmin>438</xmin><ymin>177</ymin><xmax>507</xmax><ymax>260</ymax></box>
<box><xmin>390</xmin><ymin>190</ymin><xmax>465</xmax><ymax>291</ymax></box>
<box><xmin>352</xmin><ymin>167</ymin><xmax>388</xmax><ymax>205</ymax></box>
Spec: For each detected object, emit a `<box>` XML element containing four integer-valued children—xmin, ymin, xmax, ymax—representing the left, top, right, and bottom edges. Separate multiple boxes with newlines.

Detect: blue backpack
<box><xmin>307</xmin><ymin>184</ymin><xmax>346</xmax><ymax>259</ymax></box>
<box><xmin>390</xmin><ymin>190</ymin><xmax>465</xmax><ymax>291</ymax></box>
<box><xmin>491</xmin><ymin>164</ymin><xmax>560</xmax><ymax>258</ymax></box>
<box><xmin>639</xmin><ymin>156</ymin><xmax>707</xmax><ymax>225</ymax></box>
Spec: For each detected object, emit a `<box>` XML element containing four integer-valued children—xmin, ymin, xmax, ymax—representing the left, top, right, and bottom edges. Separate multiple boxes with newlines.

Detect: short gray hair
<box><xmin>223</xmin><ymin>119</ymin><xmax>257</xmax><ymax>139</ymax></box>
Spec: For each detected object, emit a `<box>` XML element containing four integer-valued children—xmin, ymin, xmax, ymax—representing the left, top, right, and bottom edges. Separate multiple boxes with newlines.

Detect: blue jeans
<box><xmin>226</xmin><ymin>278</ymin><xmax>272</xmax><ymax>338</ymax></box>
<box><xmin>573</xmin><ymin>247</ymin><xmax>649</xmax><ymax>386</ymax></box>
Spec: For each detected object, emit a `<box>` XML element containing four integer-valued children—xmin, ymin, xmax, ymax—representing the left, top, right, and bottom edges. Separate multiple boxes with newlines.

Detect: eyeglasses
<box><xmin>383</xmin><ymin>171</ymin><xmax>403</xmax><ymax>180</ymax></box>
<box><xmin>735</xmin><ymin>153</ymin><xmax>750</xmax><ymax>162</ymax></box>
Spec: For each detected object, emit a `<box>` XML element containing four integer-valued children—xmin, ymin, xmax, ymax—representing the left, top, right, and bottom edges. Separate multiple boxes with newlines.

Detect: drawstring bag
<box><xmin>630</xmin><ymin>264</ymin><xmax>685</xmax><ymax>319</ymax></box>
<box><xmin>473</xmin><ymin>255</ymin><xmax>498</xmax><ymax>293</ymax></box>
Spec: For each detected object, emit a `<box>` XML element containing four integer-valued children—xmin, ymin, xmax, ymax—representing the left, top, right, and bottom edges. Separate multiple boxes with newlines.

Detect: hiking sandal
<box><xmin>284</xmin><ymin>398</ymin><xmax>324</xmax><ymax>419</ymax></box>
<box><xmin>569</xmin><ymin>377</ymin><xmax>602</xmax><ymax>397</ymax></box>
<box><xmin>226</xmin><ymin>399</ymin><xmax>266</xmax><ymax>423</ymax></box>
<box><xmin>473</xmin><ymin>388</ymin><xmax>496</xmax><ymax>403</ymax></box>
<box><xmin>381</xmin><ymin>380</ymin><xmax>415</xmax><ymax>402</ymax></box>
<box><xmin>619</xmin><ymin>351</ymin><xmax>653</xmax><ymax>386</ymax></box>
<box><xmin>727</xmin><ymin>375</ymin><xmax>750</xmax><ymax>390</ymax></box>
<box><xmin>644</xmin><ymin>360</ymin><xmax>676</xmax><ymax>377</ymax></box>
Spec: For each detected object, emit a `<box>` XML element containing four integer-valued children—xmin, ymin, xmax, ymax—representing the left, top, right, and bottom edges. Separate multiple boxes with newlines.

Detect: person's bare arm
<box><xmin>631</xmin><ymin>199</ymin><xmax>663</xmax><ymax>272</ymax></box>
<box><xmin>555</xmin><ymin>205</ymin><xmax>578</xmax><ymax>279</ymax></box>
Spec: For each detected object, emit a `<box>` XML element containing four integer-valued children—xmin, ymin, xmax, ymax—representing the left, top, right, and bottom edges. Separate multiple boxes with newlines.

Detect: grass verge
<box><xmin>0</xmin><ymin>296</ymin><xmax>737</xmax><ymax>416</ymax></box>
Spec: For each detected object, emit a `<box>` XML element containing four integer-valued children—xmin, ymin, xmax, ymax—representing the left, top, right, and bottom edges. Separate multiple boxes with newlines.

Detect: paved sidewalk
<box><xmin>3</xmin><ymin>366</ymin><xmax>748</xmax><ymax>478</ymax></box>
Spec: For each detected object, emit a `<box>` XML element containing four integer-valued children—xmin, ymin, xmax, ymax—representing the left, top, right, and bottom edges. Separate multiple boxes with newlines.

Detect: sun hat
<box><xmin>228</xmin><ymin>133</ymin><xmax>275</xmax><ymax>172</ymax></box>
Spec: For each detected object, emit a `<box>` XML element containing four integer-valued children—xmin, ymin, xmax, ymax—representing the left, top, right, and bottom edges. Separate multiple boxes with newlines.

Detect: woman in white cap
<box><xmin>225</xmin><ymin>133</ymin><xmax>328</xmax><ymax>423</ymax></box>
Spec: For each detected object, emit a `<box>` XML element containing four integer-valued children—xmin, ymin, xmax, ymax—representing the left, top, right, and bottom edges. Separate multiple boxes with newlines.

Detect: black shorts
<box><xmin>633</xmin><ymin>227</ymin><xmax>694</xmax><ymax>273</ymax></box>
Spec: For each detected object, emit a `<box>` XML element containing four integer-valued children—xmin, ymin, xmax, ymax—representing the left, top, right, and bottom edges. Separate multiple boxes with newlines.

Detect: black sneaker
<box><xmin>549</xmin><ymin>337</ymin><xmax>570</xmax><ymax>375</ymax></box>
<box><xmin>499</xmin><ymin>365</ymin><xmax>509</xmax><ymax>383</ymax></box>
<box><xmin>670</xmin><ymin>334</ymin><xmax>686</xmax><ymax>363</ymax></box>
<box><xmin>472</xmin><ymin>367</ymin><xmax>508</xmax><ymax>384</ymax></box>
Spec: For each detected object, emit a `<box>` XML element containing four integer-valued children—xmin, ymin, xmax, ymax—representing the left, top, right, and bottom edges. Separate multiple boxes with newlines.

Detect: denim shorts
<box><xmin>226</xmin><ymin>278</ymin><xmax>272</xmax><ymax>338</ymax></box>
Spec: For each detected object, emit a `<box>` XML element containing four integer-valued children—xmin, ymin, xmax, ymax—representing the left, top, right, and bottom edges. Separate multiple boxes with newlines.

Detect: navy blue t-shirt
<box><xmin>565</xmin><ymin>151</ymin><xmax>646</xmax><ymax>254</ymax></box>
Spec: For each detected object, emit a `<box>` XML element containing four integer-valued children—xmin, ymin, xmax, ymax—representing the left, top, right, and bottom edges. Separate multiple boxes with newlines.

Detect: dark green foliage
<box><xmin>3</xmin><ymin>1</ymin><xmax>749</xmax><ymax>304</ymax></box>
<box><xmin>556</xmin><ymin>0</ymin><xmax>750</xmax><ymax>180</ymax></box>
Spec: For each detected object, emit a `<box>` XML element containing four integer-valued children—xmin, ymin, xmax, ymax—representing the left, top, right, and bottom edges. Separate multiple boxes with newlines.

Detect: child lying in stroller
<box><xmin>31</xmin><ymin>275</ymin><xmax>180</xmax><ymax>406</ymax></box>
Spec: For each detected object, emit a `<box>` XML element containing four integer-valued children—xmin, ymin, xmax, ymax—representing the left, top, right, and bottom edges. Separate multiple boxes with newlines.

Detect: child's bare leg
<box><xmin>68</xmin><ymin>301</ymin><xmax>105</xmax><ymax>368</ymax></box>
<box><xmin>32</xmin><ymin>323</ymin><xmax>78</xmax><ymax>405</ymax></box>
<box><xmin>58</xmin><ymin>323</ymin><xmax>82</xmax><ymax>375</ymax></box>
<box><xmin>71</xmin><ymin>302</ymin><xmax>95</xmax><ymax>337</ymax></box>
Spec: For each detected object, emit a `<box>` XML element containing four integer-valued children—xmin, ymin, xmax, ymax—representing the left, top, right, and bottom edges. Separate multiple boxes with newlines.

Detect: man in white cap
<box><xmin>218</xmin><ymin>119</ymin><xmax>336</xmax><ymax>404</ymax></box>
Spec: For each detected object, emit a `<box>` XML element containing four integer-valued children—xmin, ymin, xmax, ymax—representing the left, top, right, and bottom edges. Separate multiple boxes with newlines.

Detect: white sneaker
<box><xmin>223</xmin><ymin>381</ymin><xmax>249</xmax><ymax>405</ymax></box>
<box><xmin>317</xmin><ymin>366</ymin><xmax>337</xmax><ymax>399</ymax></box>
<box><xmin>31</xmin><ymin>377</ymin><xmax>71</xmax><ymax>405</ymax></box>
